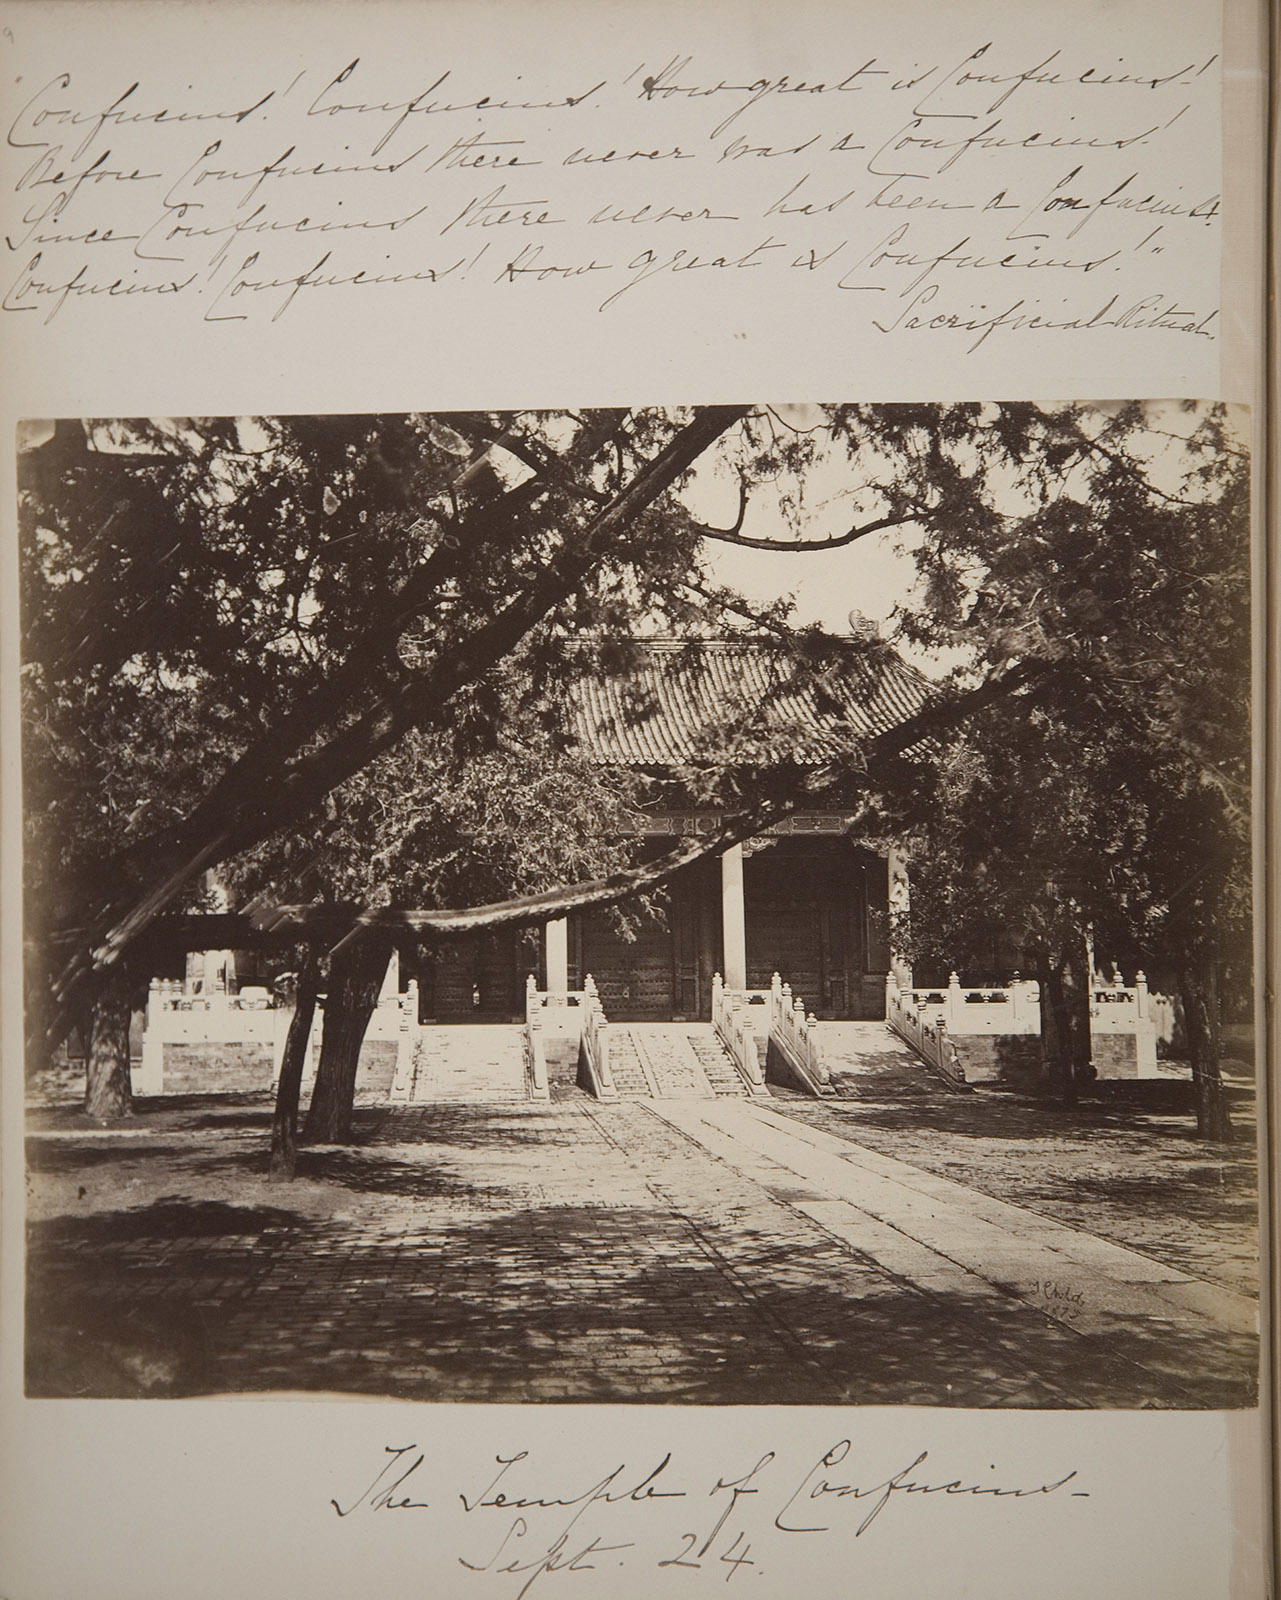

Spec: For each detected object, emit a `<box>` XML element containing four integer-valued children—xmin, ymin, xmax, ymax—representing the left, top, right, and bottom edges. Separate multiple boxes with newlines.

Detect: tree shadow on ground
<box><xmin>26</xmin><ymin>1197</ymin><xmax>310</xmax><ymax>1397</ymax></box>
<box><xmin>348</xmin><ymin>1107</ymin><xmax>588</xmax><ymax>1151</ymax></box>
<box><xmin>26</xmin><ymin>1117</ymin><xmax>542</xmax><ymax>1206</ymax></box>
<box><xmin>26</xmin><ymin>1290</ymin><xmax>222</xmax><ymax>1398</ymax></box>
<box><xmin>134</xmin><ymin>1091</ymin><xmax>274</xmax><ymax>1114</ymax></box>
<box><xmin>26</xmin><ymin>1140</ymin><xmax>183</xmax><ymax>1173</ymax></box>
<box><xmin>25</xmin><ymin>1182</ymin><xmax>1258</xmax><ymax>1408</ymax></box>
<box><xmin>159</xmin><ymin>1130</ymin><xmax>548</xmax><ymax>1204</ymax></box>
<box><xmin>1088</xmin><ymin>1080</ymin><xmax>1255</xmax><ymax>1114</ymax></box>
<box><xmin>292</xmin><ymin>1146</ymin><xmax>519</xmax><ymax>1202</ymax></box>
<box><xmin>1016</xmin><ymin>1170</ymin><xmax>1258</xmax><ymax>1226</ymax></box>
<box><xmin>168</xmin><ymin>1109</ymin><xmax>277</xmax><ymax>1132</ymax></box>
<box><xmin>30</xmin><ymin>1197</ymin><xmax>304</xmax><ymax>1246</ymax></box>
<box><xmin>24</xmin><ymin>1091</ymin><xmax>272</xmax><ymax>1136</ymax></box>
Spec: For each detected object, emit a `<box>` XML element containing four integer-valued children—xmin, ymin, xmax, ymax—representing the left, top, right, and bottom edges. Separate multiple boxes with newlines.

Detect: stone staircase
<box><xmin>814</xmin><ymin>1022</ymin><xmax>944</xmax><ymax>1099</ymax></box>
<box><xmin>398</xmin><ymin>1025</ymin><xmax>531</xmax><ymax>1103</ymax></box>
<box><xmin>610</xmin><ymin>1024</ymin><xmax>755</xmax><ymax>1099</ymax></box>
<box><xmin>387</xmin><ymin>1021</ymin><xmax>760</xmax><ymax>1104</ymax></box>
<box><xmin>687</xmin><ymin>1029</ymin><xmax>755</xmax><ymax>1096</ymax></box>
<box><xmin>606</xmin><ymin>1029</ymin><xmax>653</xmax><ymax>1096</ymax></box>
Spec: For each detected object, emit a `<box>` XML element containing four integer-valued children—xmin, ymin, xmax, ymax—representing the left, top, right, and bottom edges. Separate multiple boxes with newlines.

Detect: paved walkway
<box><xmin>655</xmin><ymin>1100</ymin><xmax>1255</xmax><ymax>1390</ymax></box>
<box><xmin>24</xmin><ymin>1096</ymin><xmax>1257</xmax><ymax>1407</ymax></box>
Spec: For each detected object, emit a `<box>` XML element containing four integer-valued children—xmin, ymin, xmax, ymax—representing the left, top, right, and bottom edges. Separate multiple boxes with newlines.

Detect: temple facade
<box><xmin>420</xmin><ymin>828</ymin><xmax>899</xmax><ymax>1024</ymax></box>
<box><xmin>410</xmin><ymin>636</ymin><xmax>925</xmax><ymax>1025</ymax></box>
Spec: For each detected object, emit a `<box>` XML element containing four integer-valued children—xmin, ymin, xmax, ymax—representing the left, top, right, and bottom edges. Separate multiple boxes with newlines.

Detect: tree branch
<box><xmin>306</xmin><ymin>794</ymin><xmax>799</xmax><ymax>954</ymax></box>
<box><xmin>242</xmin><ymin>661</ymin><xmax>1051</xmax><ymax>951</ymax></box>
<box><xmin>496</xmin><ymin>433</ymin><xmax>612</xmax><ymax>505</ymax></box>
<box><xmin>1074</xmin><ymin>435</ymin><xmax>1201</xmax><ymax>507</ymax></box>
<box><xmin>36</xmin><ymin>646</ymin><xmax>1051</xmax><ymax>1051</ymax></box>
<box><xmin>694</xmin><ymin>473</ymin><xmax>750</xmax><ymax>537</ymax></box>
<box><xmin>687</xmin><ymin>506</ymin><xmax>921</xmax><ymax>552</ymax></box>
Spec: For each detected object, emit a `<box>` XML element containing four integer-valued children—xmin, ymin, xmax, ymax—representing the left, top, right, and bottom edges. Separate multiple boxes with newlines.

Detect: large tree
<box><xmin>895</xmin><ymin>402</ymin><xmax>1251</xmax><ymax>1135</ymax></box>
<box><xmin>13</xmin><ymin>406</ymin><xmax>929</xmax><ymax>1095</ymax></box>
<box><xmin>25</xmin><ymin>407</ymin><xmax>752</xmax><ymax>1086</ymax></box>
<box><xmin>21</xmin><ymin>411</ymin><xmax>471</xmax><ymax>1115</ymax></box>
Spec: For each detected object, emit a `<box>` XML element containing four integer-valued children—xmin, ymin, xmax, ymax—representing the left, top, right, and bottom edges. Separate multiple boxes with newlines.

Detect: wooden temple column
<box><xmin>887</xmin><ymin>846</ymin><xmax>913</xmax><ymax>991</ymax></box>
<box><xmin>544</xmin><ymin>917</ymin><xmax>569</xmax><ymax>994</ymax></box>
<box><xmin>720</xmin><ymin>843</ymin><xmax>748</xmax><ymax>990</ymax></box>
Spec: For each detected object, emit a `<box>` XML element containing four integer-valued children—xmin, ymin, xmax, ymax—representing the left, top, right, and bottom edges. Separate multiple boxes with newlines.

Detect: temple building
<box><xmin>414</xmin><ymin>635</ymin><xmax>925</xmax><ymax>1025</ymax></box>
<box><xmin>139</xmin><ymin>631</ymin><xmax>1167</xmax><ymax>1094</ymax></box>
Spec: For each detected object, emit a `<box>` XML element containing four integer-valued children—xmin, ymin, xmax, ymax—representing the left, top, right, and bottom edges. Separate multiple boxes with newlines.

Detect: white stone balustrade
<box><xmin>885</xmin><ymin>976</ymin><xmax>967</xmax><ymax>1086</ymax></box>
<box><xmin>576</xmin><ymin>975</ymin><xmax>618</xmax><ymax>1100</ymax></box>
<box><xmin>390</xmin><ymin>979</ymin><xmax>420</xmax><ymax>1100</ymax></box>
<box><xmin>1089</xmin><ymin>968</ymin><xmax>1157</xmax><ymax>1072</ymax></box>
<box><xmin>710</xmin><ymin>973</ymin><xmax>767</xmax><ymax>1090</ymax></box>
<box><xmin>519</xmin><ymin>974</ymin><xmax>556</xmax><ymax>1101</ymax></box>
<box><xmin>766</xmin><ymin>972</ymin><xmax>833</xmax><ymax>1094</ymax></box>
<box><xmin>139</xmin><ymin>978</ymin><xmax>311</xmax><ymax>1093</ymax></box>
<box><xmin>885</xmin><ymin>967</ymin><xmax>1161</xmax><ymax>1076</ymax></box>
<box><xmin>901</xmin><ymin>972</ymin><xmax>1042</xmax><ymax>1035</ymax></box>
<box><xmin>140</xmin><ymin>958</ymin><xmax>406</xmax><ymax>1095</ymax></box>
<box><xmin>1090</xmin><ymin>968</ymin><xmax>1147</xmax><ymax>1028</ymax></box>
<box><xmin>524</xmin><ymin>975</ymin><xmax>587</xmax><ymax>1027</ymax></box>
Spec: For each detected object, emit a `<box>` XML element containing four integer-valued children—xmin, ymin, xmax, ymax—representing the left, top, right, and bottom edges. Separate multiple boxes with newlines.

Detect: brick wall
<box><xmin>151</xmin><ymin>1034</ymin><xmax>396</xmax><ymax>1096</ymax></box>
<box><xmin>354</xmin><ymin>1038</ymin><xmax>398</xmax><ymax>1093</ymax></box>
<box><xmin>951</xmin><ymin>1032</ymin><xmax>1140</xmax><ymax>1083</ymax></box>
<box><xmin>1091</xmin><ymin>1035</ymin><xmax>1139</xmax><ymax>1078</ymax></box>
<box><xmin>157</xmin><ymin>1043</ymin><xmax>275</xmax><ymax>1094</ymax></box>
<box><xmin>950</xmin><ymin>1035</ymin><xmax>1040</xmax><ymax>1084</ymax></box>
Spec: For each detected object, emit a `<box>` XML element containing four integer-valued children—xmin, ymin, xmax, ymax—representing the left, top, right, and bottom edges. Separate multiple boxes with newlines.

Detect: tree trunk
<box><xmin>1034</xmin><ymin>934</ymin><xmax>1093</xmax><ymax>1102</ymax></box>
<box><xmin>1036</xmin><ymin>948</ymin><xmax>1070</xmax><ymax>1100</ymax></box>
<box><xmin>302</xmin><ymin>938</ymin><xmax>390</xmax><ymax>1144</ymax></box>
<box><xmin>1179</xmin><ymin>960</ymin><xmax>1233</xmax><ymax>1142</ymax></box>
<box><xmin>1061</xmin><ymin>936</ymin><xmax>1096</xmax><ymax>1092</ymax></box>
<box><xmin>269</xmin><ymin>950</ymin><xmax>320</xmax><ymax>1179</ymax></box>
<box><xmin>84</xmin><ymin>968</ymin><xmax>134</xmax><ymax>1122</ymax></box>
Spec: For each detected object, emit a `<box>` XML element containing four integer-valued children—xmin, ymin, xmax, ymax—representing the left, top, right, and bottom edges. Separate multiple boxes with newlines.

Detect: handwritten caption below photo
<box><xmin>326</xmin><ymin>1435</ymin><xmax>1088</xmax><ymax>1597</ymax></box>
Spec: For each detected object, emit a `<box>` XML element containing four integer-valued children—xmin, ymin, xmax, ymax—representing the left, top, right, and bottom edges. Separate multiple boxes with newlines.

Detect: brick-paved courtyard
<box><xmin>25</xmin><ymin>1080</ymin><xmax>1258</xmax><ymax>1409</ymax></box>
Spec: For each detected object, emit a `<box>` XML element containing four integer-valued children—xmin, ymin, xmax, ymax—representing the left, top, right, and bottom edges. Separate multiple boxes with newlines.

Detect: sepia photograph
<box><xmin>17</xmin><ymin>402</ymin><xmax>1258</xmax><ymax>1412</ymax></box>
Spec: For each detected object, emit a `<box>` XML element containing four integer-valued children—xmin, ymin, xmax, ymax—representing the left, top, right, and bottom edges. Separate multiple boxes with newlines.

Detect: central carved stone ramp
<box><xmin>405</xmin><ymin>1025</ymin><xmax>530</xmax><ymax>1102</ymax></box>
<box><xmin>612</xmin><ymin>1024</ymin><xmax>753</xmax><ymax>1099</ymax></box>
<box><xmin>813</xmin><ymin>1021</ymin><xmax>944</xmax><ymax>1099</ymax></box>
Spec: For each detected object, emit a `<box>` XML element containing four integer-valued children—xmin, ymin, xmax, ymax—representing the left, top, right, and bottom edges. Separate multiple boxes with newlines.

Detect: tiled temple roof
<box><xmin>564</xmin><ymin>639</ymin><xmax>931</xmax><ymax>767</ymax></box>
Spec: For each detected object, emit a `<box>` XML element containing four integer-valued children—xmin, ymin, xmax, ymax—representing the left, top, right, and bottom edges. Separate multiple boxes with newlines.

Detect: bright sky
<box><xmin>697</xmin><ymin>495</ymin><xmax>926</xmax><ymax>632</ymax></box>
<box><xmin>683</xmin><ymin>403</ymin><xmax>940</xmax><ymax>666</ymax></box>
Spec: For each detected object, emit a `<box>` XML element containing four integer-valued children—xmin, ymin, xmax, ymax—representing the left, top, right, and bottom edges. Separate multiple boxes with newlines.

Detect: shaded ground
<box><xmin>24</xmin><ymin>1080</ymin><xmax>1258</xmax><ymax>1408</ymax></box>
